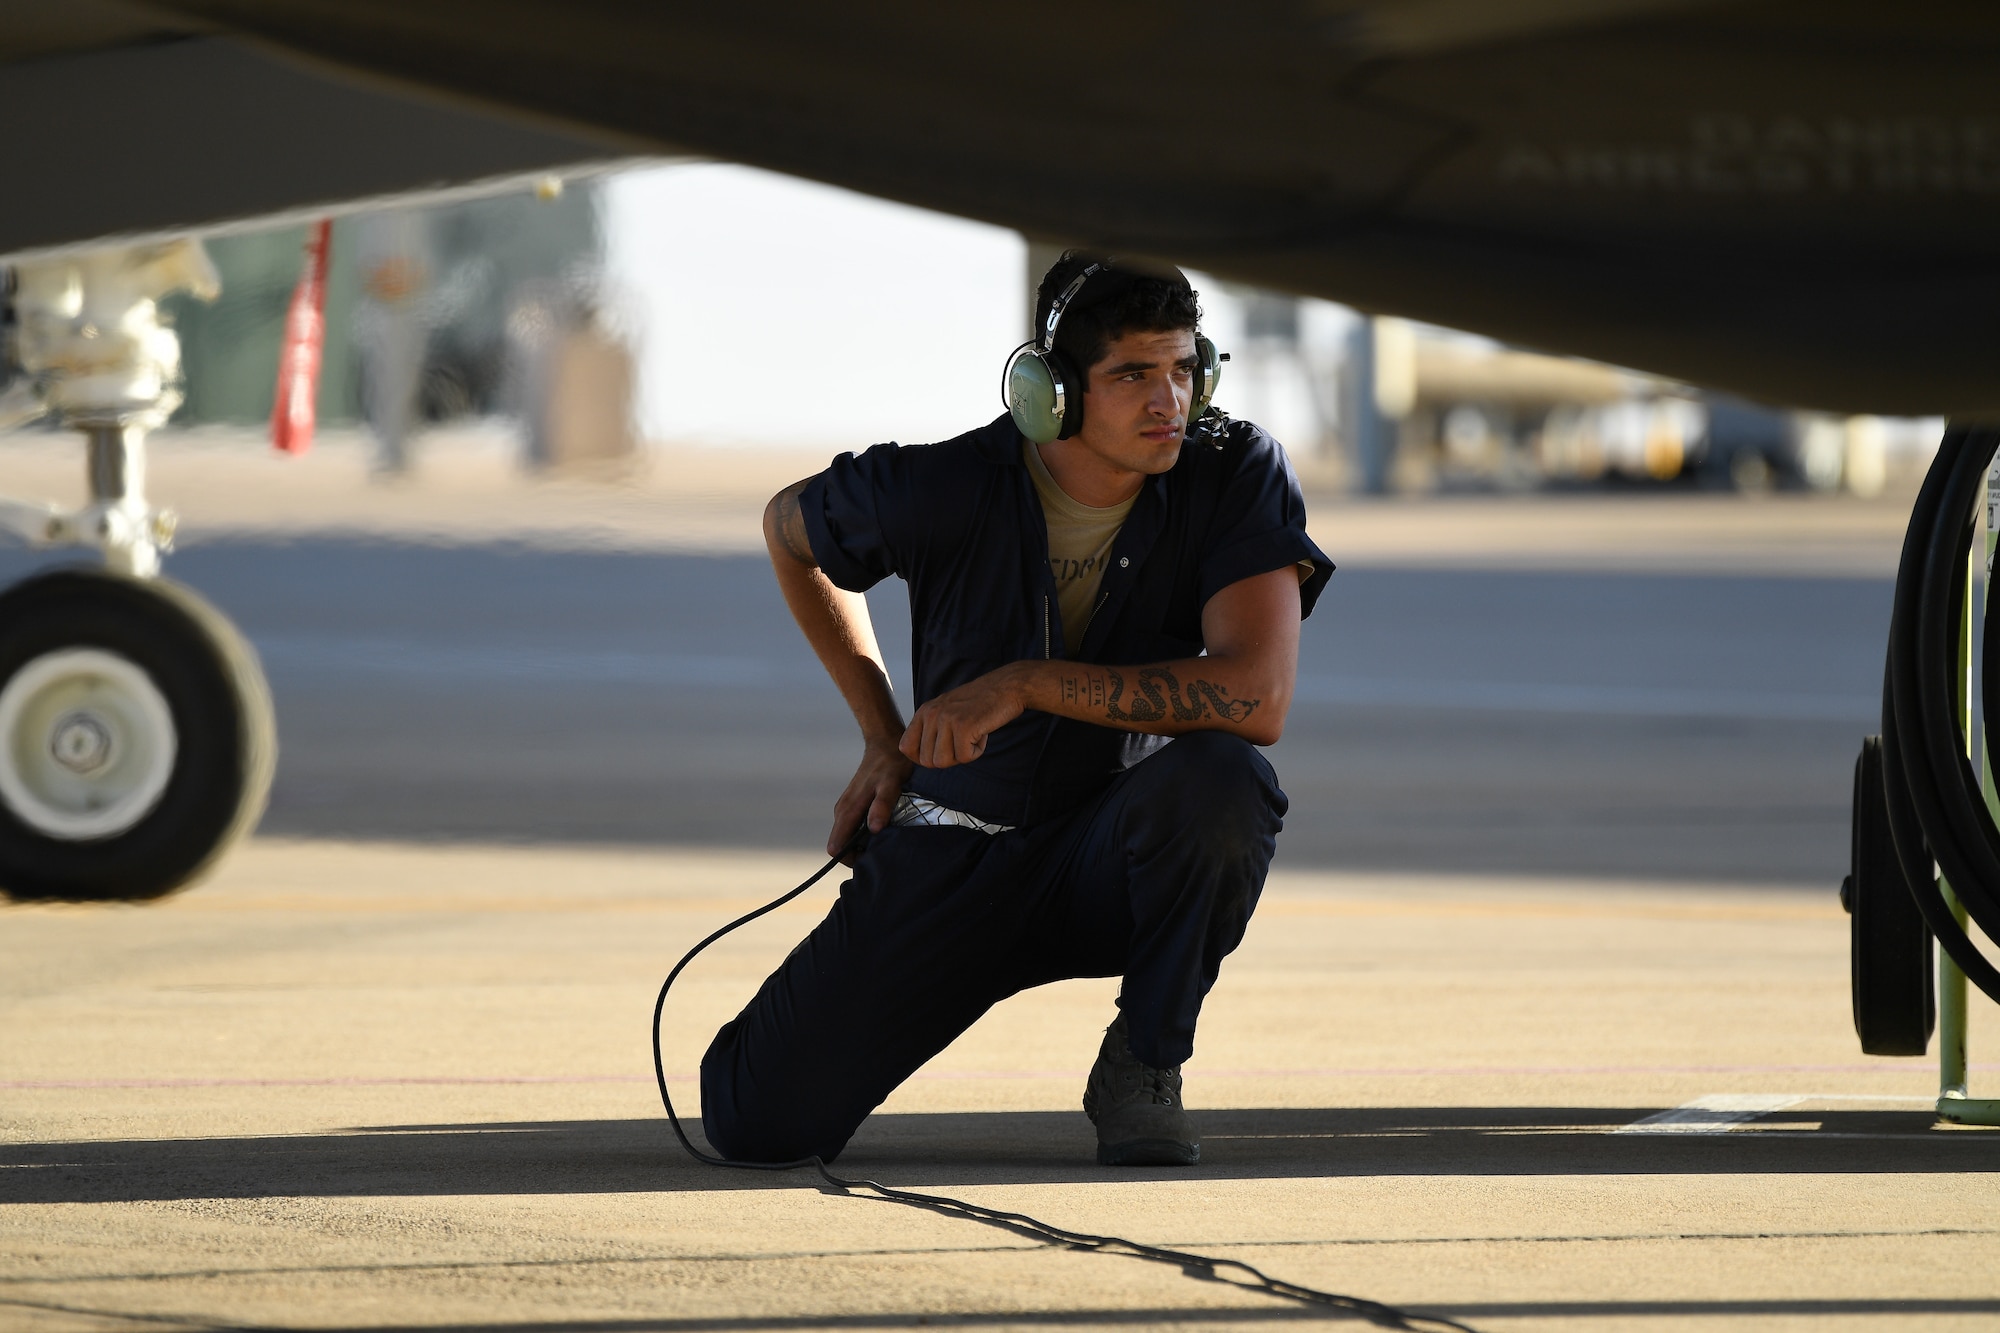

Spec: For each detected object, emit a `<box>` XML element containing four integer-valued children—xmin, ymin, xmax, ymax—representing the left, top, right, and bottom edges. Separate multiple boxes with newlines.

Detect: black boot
<box><xmin>1082</xmin><ymin>1013</ymin><xmax>1199</xmax><ymax>1166</ymax></box>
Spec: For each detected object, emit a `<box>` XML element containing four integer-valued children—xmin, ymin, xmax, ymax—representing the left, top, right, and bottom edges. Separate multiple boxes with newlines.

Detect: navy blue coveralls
<box><xmin>700</xmin><ymin>412</ymin><xmax>1332</xmax><ymax>1163</ymax></box>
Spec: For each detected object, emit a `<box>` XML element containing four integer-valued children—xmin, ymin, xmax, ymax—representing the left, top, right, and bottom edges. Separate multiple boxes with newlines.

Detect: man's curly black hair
<box><xmin>1034</xmin><ymin>250</ymin><xmax>1202</xmax><ymax>382</ymax></box>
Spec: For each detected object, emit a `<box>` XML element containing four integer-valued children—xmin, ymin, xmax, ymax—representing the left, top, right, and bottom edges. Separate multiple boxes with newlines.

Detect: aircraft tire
<box><xmin>0</xmin><ymin>568</ymin><xmax>274</xmax><ymax>901</ymax></box>
<box><xmin>1846</xmin><ymin>734</ymin><xmax>1934</xmax><ymax>1056</ymax></box>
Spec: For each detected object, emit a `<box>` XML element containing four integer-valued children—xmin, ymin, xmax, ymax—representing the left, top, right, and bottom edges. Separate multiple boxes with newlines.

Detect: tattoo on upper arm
<box><xmin>772</xmin><ymin>483</ymin><xmax>815</xmax><ymax>564</ymax></box>
<box><xmin>1058</xmin><ymin>666</ymin><xmax>1259</xmax><ymax>726</ymax></box>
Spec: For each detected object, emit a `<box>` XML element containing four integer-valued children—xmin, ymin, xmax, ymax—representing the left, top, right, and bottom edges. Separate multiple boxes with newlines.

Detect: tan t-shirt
<box><xmin>1024</xmin><ymin>439</ymin><xmax>1135</xmax><ymax>652</ymax></box>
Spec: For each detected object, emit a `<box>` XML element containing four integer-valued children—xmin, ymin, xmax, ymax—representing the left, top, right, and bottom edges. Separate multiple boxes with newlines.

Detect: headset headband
<box><xmin>1037</xmin><ymin>262</ymin><xmax>1104</xmax><ymax>354</ymax></box>
<box><xmin>1037</xmin><ymin>258</ymin><xmax>1194</xmax><ymax>356</ymax></box>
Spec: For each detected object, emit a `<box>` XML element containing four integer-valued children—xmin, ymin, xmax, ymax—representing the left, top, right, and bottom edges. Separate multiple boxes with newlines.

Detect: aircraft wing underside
<box><xmin>9</xmin><ymin>0</ymin><xmax>2000</xmax><ymax>413</ymax></box>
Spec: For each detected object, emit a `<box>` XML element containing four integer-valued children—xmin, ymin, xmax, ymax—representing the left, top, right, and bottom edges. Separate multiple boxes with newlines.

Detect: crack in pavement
<box><xmin>7</xmin><ymin>1226</ymin><xmax>1995</xmax><ymax>1288</ymax></box>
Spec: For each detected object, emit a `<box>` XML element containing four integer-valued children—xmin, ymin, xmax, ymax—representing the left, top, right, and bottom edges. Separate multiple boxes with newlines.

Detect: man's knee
<box><xmin>699</xmin><ymin>1019</ymin><xmax>851</xmax><ymax>1164</ymax></box>
<box><xmin>1131</xmin><ymin>732</ymin><xmax>1286</xmax><ymax>846</ymax></box>
<box><xmin>697</xmin><ymin>1020</ymin><xmax>762</xmax><ymax>1161</ymax></box>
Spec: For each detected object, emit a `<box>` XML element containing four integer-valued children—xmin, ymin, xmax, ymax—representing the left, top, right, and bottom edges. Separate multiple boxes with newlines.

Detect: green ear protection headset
<box><xmin>1003</xmin><ymin>259</ymin><xmax>1225</xmax><ymax>445</ymax></box>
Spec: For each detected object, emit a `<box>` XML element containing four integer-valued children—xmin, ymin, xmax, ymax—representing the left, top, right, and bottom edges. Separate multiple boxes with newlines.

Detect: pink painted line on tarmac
<box><xmin>0</xmin><ymin>1074</ymin><xmax>652</xmax><ymax>1090</ymax></box>
<box><xmin>5</xmin><ymin>1062</ymin><xmax>1991</xmax><ymax>1091</ymax></box>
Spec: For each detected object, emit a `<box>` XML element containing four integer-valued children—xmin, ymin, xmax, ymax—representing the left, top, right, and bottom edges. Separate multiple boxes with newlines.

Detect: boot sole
<box><xmin>1097</xmin><ymin>1138</ymin><xmax>1200</xmax><ymax>1167</ymax></box>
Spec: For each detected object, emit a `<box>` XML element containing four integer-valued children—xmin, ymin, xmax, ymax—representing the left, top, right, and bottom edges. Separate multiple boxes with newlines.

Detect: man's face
<box><xmin>1073</xmin><ymin>327</ymin><xmax>1198</xmax><ymax>476</ymax></box>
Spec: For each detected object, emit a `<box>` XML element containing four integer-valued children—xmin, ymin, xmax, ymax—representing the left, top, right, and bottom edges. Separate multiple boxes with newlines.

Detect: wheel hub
<box><xmin>0</xmin><ymin>648</ymin><xmax>177</xmax><ymax>840</ymax></box>
<box><xmin>49</xmin><ymin>711</ymin><xmax>113</xmax><ymax>774</ymax></box>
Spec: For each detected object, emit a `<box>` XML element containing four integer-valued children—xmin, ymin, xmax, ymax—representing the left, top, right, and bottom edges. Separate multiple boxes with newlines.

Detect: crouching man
<box><xmin>700</xmin><ymin>252</ymin><xmax>1331</xmax><ymax>1166</ymax></box>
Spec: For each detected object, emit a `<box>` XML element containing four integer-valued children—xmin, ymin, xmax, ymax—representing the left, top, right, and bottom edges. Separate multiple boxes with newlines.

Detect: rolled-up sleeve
<box><xmin>799</xmin><ymin>443</ymin><xmax>909</xmax><ymax>593</ymax></box>
<box><xmin>1197</xmin><ymin>426</ymin><xmax>1334</xmax><ymax>618</ymax></box>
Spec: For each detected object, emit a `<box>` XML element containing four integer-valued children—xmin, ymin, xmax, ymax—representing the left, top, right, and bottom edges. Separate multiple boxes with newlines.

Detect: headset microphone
<box><xmin>1003</xmin><ymin>259</ymin><xmax>1224</xmax><ymax>444</ymax></box>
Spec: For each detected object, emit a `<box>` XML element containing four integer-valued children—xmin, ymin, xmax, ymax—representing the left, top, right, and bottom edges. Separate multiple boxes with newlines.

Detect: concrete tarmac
<box><xmin>2</xmin><ymin>430</ymin><xmax>1996</xmax><ymax>1331</ymax></box>
<box><xmin>4</xmin><ymin>841</ymin><xmax>1997</xmax><ymax>1332</ymax></box>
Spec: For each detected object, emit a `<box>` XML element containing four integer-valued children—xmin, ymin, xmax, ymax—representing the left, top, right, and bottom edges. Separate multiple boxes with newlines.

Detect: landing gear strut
<box><xmin>0</xmin><ymin>241</ymin><xmax>275</xmax><ymax>900</ymax></box>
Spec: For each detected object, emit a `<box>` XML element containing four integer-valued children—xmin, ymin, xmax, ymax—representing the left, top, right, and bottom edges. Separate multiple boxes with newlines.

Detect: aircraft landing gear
<box><xmin>0</xmin><ymin>239</ymin><xmax>276</xmax><ymax>901</ymax></box>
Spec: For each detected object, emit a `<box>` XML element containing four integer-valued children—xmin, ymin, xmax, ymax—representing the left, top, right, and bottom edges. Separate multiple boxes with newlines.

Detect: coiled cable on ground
<box><xmin>1880</xmin><ymin>421</ymin><xmax>2000</xmax><ymax>1004</ymax></box>
<box><xmin>652</xmin><ymin>849</ymin><xmax>1481</xmax><ymax>1333</ymax></box>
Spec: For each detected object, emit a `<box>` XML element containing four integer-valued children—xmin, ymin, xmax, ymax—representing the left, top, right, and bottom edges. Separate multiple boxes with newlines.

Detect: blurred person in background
<box><xmin>354</xmin><ymin>210</ymin><xmax>430</xmax><ymax>476</ymax></box>
<box><xmin>701</xmin><ymin>252</ymin><xmax>1330</xmax><ymax>1167</ymax></box>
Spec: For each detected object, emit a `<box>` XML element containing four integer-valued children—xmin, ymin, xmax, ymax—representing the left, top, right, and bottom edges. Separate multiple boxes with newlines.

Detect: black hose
<box><xmin>1880</xmin><ymin>422</ymin><xmax>2000</xmax><ymax>1005</ymax></box>
<box><xmin>651</xmin><ymin>847</ymin><xmax>1480</xmax><ymax>1333</ymax></box>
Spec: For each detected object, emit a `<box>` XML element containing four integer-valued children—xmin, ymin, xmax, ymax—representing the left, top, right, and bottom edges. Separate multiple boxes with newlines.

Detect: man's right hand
<box><xmin>764</xmin><ymin>476</ymin><xmax>912</xmax><ymax>862</ymax></box>
<box><xmin>830</xmin><ymin>739</ymin><xmax>915</xmax><ymax>861</ymax></box>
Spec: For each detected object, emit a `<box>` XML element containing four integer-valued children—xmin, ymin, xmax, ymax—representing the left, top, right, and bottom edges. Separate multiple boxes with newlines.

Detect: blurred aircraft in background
<box><xmin>0</xmin><ymin>0</ymin><xmax>1993</xmax><ymax>900</ymax></box>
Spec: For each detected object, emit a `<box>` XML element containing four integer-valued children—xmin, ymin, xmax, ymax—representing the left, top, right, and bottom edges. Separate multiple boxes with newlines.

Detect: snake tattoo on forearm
<box><xmin>1058</xmin><ymin>667</ymin><xmax>1260</xmax><ymax>726</ymax></box>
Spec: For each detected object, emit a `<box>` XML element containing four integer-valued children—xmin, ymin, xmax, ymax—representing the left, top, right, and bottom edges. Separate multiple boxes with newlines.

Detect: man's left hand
<box><xmin>900</xmin><ymin>663</ymin><xmax>1028</xmax><ymax>768</ymax></box>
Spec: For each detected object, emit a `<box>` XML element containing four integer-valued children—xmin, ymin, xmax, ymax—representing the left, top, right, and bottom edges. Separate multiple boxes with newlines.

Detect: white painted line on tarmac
<box><xmin>1616</xmin><ymin>1094</ymin><xmax>1804</xmax><ymax>1134</ymax></box>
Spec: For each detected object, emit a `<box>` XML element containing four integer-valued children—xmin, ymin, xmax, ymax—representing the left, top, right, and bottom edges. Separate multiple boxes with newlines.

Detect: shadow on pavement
<box><xmin>7</xmin><ymin>1106</ymin><xmax>1996</xmax><ymax>1204</ymax></box>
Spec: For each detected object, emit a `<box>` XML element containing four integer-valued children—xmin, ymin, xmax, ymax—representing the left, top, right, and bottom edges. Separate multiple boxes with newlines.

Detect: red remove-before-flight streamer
<box><xmin>270</xmin><ymin>218</ymin><xmax>332</xmax><ymax>455</ymax></box>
